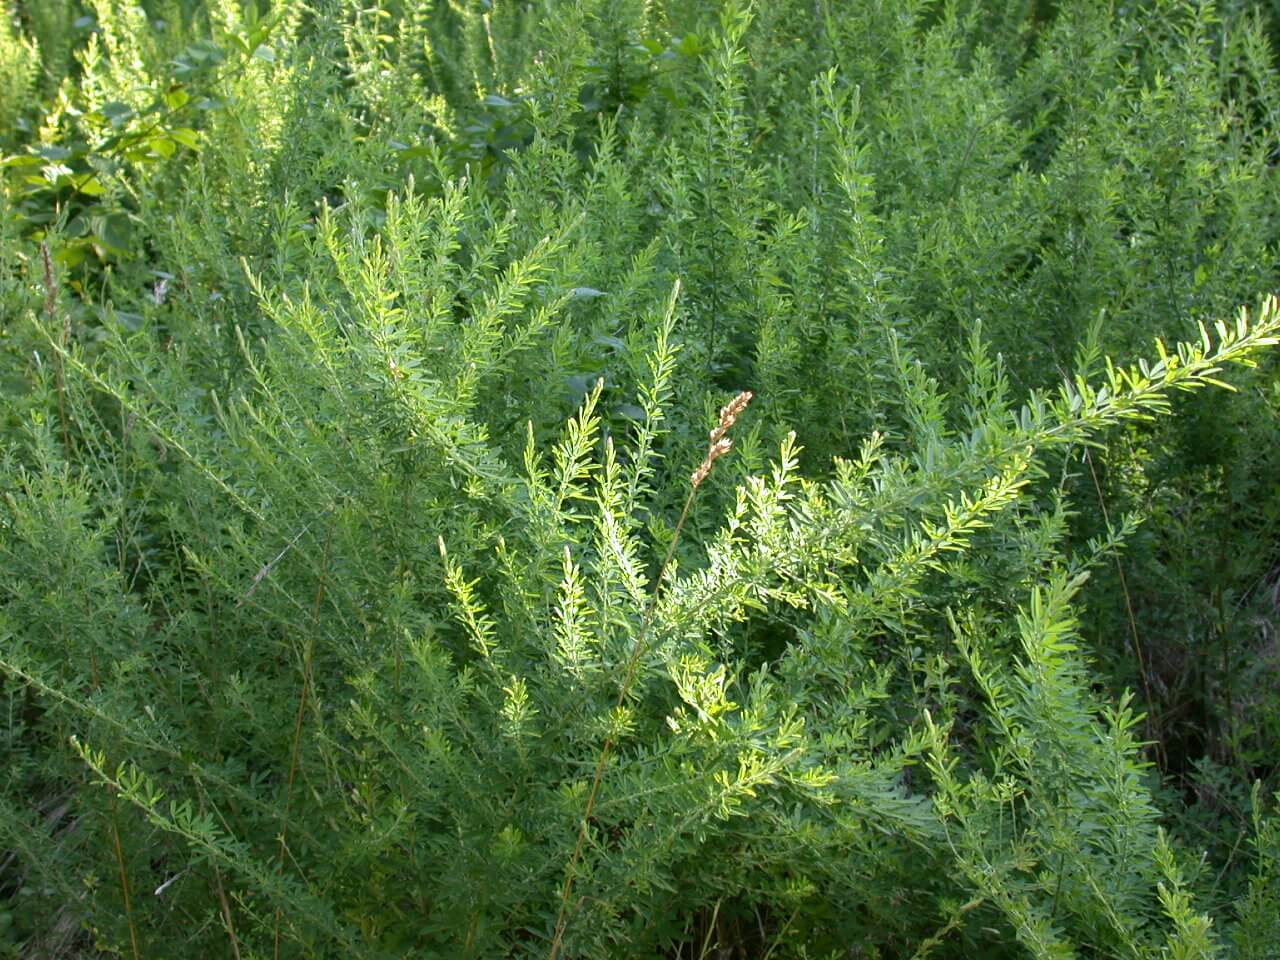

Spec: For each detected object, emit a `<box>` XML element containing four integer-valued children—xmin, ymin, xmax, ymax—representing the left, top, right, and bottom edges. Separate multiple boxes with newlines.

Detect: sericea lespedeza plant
<box><xmin>550</xmin><ymin>389</ymin><xmax>754</xmax><ymax>960</ymax></box>
<box><xmin>3</xmin><ymin>0</ymin><xmax>1280</xmax><ymax>956</ymax></box>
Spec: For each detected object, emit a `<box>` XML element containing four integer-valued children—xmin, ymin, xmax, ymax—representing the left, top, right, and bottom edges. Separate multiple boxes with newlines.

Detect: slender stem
<box><xmin>1084</xmin><ymin>448</ymin><xmax>1164</xmax><ymax>768</ymax></box>
<box><xmin>907</xmin><ymin>897</ymin><xmax>984</xmax><ymax>960</ymax></box>
<box><xmin>696</xmin><ymin>898</ymin><xmax>722</xmax><ymax>960</ymax></box>
<box><xmin>109</xmin><ymin>791</ymin><xmax>141</xmax><ymax>960</ymax></box>
<box><xmin>273</xmin><ymin>526</ymin><xmax>332</xmax><ymax>959</ymax></box>
<box><xmin>548</xmin><ymin>489</ymin><xmax>698</xmax><ymax>960</ymax></box>
<box><xmin>273</xmin><ymin>640</ymin><xmax>312</xmax><ymax>960</ymax></box>
<box><xmin>40</xmin><ymin>243</ymin><xmax>73</xmax><ymax>457</ymax></box>
<box><xmin>213</xmin><ymin>864</ymin><xmax>243</xmax><ymax>960</ymax></box>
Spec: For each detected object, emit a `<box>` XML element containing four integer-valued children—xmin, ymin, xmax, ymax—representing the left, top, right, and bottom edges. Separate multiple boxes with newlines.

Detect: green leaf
<box><xmin>677</xmin><ymin>33</ymin><xmax>703</xmax><ymax>56</ymax></box>
<box><xmin>99</xmin><ymin>102</ymin><xmax>134</xmax><ymax>127</ymax></box>
<box><xmin>34</xmin><ymin>145</ymin><xmax>73</xmax><ymax>162</ymax></box>
<box><xmin>168</xmin><ymin>128</ymin><xmax>200</xmax><ymax>150</ymax></box>
<box><xmin>75</xmin><ymin>174</ymin><xmax>107</xmax><ymax>196</ymax></box>
<box><xmin>592</xmin><ymin>335</ymin><xmax>627</xmax><ymax>353</ymax></box>
<box><xmin>163</xmin><ymin>86</ymin><xmax>190</xmax><ymax>111</ymax></box>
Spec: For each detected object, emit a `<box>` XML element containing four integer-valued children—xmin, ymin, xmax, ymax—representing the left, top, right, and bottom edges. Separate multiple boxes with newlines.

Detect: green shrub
<box><xmin>1</xmin><ymin>1</ymin><xmax>1278</xmax><ymax>957</ymax></box>
<box><xmin>0</xmin><ymin>12</ymin><xmax>38</xmax><ymax>145</ymax></box>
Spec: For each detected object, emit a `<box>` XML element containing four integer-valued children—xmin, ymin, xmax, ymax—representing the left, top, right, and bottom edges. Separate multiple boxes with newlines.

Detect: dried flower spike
<box><xmin>709</xmin><ymin>390</ymin><xmax>753</xmax><ymax>444</ymax></box>
<box><xmin>692</xmin><ymin>391</ymin><xmax>752</xmax><ymax>488</ymax></box>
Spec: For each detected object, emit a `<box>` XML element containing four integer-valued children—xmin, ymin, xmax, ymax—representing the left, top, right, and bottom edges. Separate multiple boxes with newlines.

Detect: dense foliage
<box><xmin>2</xmin><ymin>0</ymin><xmax>1279</xmax><ymax>957</ymax></box>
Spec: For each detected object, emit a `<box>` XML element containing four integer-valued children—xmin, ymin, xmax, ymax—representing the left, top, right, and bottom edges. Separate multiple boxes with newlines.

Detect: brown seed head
<box><xmin>692</xmin><ymin>391</ymin><xmax>752</xmax><ymax>488</ymax></box>
<box><xmin>709</xmin><ymin>390</ymin><xmax>753</xmax><ymax>444</ymax></box>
